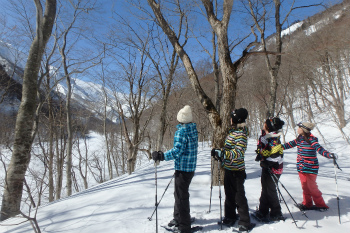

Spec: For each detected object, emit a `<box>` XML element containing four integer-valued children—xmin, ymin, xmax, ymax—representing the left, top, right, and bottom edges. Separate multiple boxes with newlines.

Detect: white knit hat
<box><xmin>177</xmin><ymin>105</ymin><xmax>193</xmax><ymax>123</ymax></box>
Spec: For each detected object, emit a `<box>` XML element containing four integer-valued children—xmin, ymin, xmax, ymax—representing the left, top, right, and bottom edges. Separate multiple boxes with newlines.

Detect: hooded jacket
<box><xmin>164</xmin><ymin>123</ymin><xmax>198</xmax><ymax>172</ymax></box>
<box><xmin>256</xmin><ymin>130</ymin><xmax>284</xmax><ymax>174</ymax></box>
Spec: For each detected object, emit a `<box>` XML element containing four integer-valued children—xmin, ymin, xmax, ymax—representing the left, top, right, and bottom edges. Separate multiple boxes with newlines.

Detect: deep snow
<box><xmin>0</xmin><ymin>135</ymin><xmax>349</xmax><ymax>233</ymax></box>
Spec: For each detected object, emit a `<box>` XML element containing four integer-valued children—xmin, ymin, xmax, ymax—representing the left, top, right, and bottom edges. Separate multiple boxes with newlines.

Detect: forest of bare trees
<box><xmin>0</xmin><ymin>0</ymin><xmax>349</xmax><ymax>226</ymax></box>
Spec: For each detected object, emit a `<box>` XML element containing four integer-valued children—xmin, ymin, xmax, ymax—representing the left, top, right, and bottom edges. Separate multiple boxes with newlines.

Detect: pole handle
<box><xmin>332</xmin><ymin>157</ymin><xmax>342</xmax><ymax>171</ymax></box>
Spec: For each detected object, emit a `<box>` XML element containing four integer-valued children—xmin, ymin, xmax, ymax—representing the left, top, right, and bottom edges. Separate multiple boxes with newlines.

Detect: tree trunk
<box><xmin>0</xmin><ymin>0</ymin><xmax>56</xmax><ymax>221</ymax></box>
<box><xmin>55</xmin><ymin>106</ymin><xmax>65</xmax><ymax>200</ymax></box>
<box><xmin>65</xmin><ymin>73</ymin><xmax>73</xmax><ymax>197</ymax></box>
<box><xmin>102</xmin><ymin>76</ymin><xmax>113</xmax><ymax>179</ymax></box>
<box><xmin>48</xmin><ymin>94</ymin><xmax>54</xmax><ymax>202</ymax></box>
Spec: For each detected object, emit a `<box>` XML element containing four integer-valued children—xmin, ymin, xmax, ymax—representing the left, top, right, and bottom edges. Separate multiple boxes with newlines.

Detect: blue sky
<box><xmin>0</xmin><ymin>0</ymin><xmax>344</xmax><ymax>81</ymax></box>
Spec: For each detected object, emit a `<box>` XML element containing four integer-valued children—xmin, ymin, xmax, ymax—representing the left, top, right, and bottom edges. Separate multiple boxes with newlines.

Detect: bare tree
<box><xmin>247</xmin><ymin>0</ymin><xmax>326</xmax><ymax>117</ymax></box>
<box><xmin>109</xmin><ymin>41</ymin><xmax>156</xmax><ymax>174</ymax></box>
<box><xmin>247</xmin><ymin>0</ymin><xmax>288</xmax><ymax>117</ymax></box>
<box><xmin>147</xmin><ymin>1</ymin><xmax>219</xmax><ymax>142</ymax></box>
<box><xmin>146</xmin><ymin>0</ymin><xmax>259</xmax><ymax>185</ymax></box>
<box><xmin>146</xmin><ymin>0</ymin><xmax>260</xmax><ymax>144</ymax></box>
<box><xmin>100</xmin><ymin>62</ymin><xmax>115</xmax><ymax>179</ymax></box>
<box><xmin>148</xmin><ymin>30</ymin><xmax>181</xmax><ymax>151</ymax></box>
<box><xmin>55</xmin><ymin>0</ymin><xmax>101</xmax><ymax>196</ymax></box>
<box><xmin>1</xmin><ymin>0</ymin><xmax>57</xmax><ymax>221</ymax></box>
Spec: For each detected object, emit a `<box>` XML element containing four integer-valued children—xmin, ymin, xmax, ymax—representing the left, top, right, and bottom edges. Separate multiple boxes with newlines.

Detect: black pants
<box><xmin>174</xmin><ymin>170</ymin><xmax>194</xmax><ymax>232</ymax></box>
<box><xmin>258</xmin><ymin>168</ymin><xmax>282</xmax><ymax>217</ymax></box>
<box><xmin>224</xmin><ymin>169</ymin><xmax>251</xmax><ymax>227</ymax></box>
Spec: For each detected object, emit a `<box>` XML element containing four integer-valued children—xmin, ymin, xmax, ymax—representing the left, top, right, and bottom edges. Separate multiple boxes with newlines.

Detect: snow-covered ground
<box><xmin>0</xmin><ymin>134</ymin><xmax>348</xmax><ymax>233</ymax></box>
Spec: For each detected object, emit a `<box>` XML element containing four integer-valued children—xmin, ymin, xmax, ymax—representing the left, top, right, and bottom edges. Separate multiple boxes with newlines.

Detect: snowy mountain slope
<box><xmin>0</xmin><ymin>40</ymin><xmax>125</xmax><ymax>120</ymax></box>
<box><xmin>0</xmin><ymin>137</ymin><xmax>349</xmax><ymax>233</ymax></box>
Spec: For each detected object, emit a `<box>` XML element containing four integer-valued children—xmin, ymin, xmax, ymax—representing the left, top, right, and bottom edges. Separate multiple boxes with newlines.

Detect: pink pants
<box><xmin>298</xmin><ymin>173</ymin><xmax>328</xmax><ymax>208</ymax></box>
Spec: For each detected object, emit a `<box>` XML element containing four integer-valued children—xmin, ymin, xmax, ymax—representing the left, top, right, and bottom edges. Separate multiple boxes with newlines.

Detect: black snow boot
<box><xmin>238</xmin><ymin>223</ymin><xmax>256</xmax><ymax>232</ymax></box>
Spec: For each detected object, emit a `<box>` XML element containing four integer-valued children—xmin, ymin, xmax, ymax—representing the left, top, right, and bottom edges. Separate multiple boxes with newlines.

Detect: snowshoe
<box><xmin>217</xmin><ymin>217</ymin><xmax>237</xmax><ymax>227</ymax></box>
<box><xmin>168</xmin><ymin>217</ymin><xmax>196</xmax><ymax>227</ymax></box>
<box><xmin>295</xmin><ymin>203</ymin><xmax>329</xmax><ymax>212</ymax></box>
<box><xmin>189</xmin><ymin>226</ymin><xmax>203</xmax><ymax>232</ymax></box>
<box><xmin>162</xmin><ymin>225</ymin><xmax>202</xmax><ymax>233</ymax></box>
<box><xmin>269</xmin><ymin>214</ymin><xmax>286</xmax><ymax>222</ymax></box>
<box><xmin>233</xmin><ymin>223</ymin><xmax>256</xmax><ymax>232</ymax></box>
<box><xmin>295</xmin><ymin>203</ymin><xmax>311</xmax><ymax>211</ymax></box>
<box><xmin>251</xmin><ymin>211</ymin><xmax>269</xmax><ymax>223</ymax></box>
<box><xmin>309</xmin><ymin>206</ymin><xmax>329</xmax><ymax>212</ymax></box>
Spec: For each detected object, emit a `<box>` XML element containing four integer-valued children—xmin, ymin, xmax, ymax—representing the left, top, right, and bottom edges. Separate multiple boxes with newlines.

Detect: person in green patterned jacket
<box><xmin>211</xmin><ymin>108</ymin><xmax>255</xmax><ymax>232</ymax></box>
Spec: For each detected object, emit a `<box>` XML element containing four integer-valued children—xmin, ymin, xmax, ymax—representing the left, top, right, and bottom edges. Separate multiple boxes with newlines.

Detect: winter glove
<box><xmin>330</xmin><ymin>153</ymin><xmax>338</xmax><ymax>160</ymax></box>
<box><xmin>152</xmin><ymin>151</ymin><xmax>164</xmax><ymax>162</ymax></box>
<box><xmin>211</xmin><ymin>148</ymin><xmax>223</xmax><ymax>161</ymax></box>
<box><xmin>255</xmin><ymin>149</ymin><xmax>262</xmax><ymax>161</ymax></box>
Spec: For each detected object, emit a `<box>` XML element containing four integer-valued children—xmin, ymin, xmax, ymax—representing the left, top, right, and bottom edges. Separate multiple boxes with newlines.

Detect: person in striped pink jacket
<box><xmin>282</xmin><ymin>122</ymin><xmax>336</xmax><ymax>210</ymax></box>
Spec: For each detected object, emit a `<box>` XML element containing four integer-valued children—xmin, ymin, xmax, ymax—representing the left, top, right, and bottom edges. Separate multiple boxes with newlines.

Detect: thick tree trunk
<box><xmin>0</xmin><ymin>0</ymin><xmax>56</xmax><ymax>221</ymax></box>
<box><xmin>127</xmin><ymin>148</ymin><xmax>138</xmax><ymax>174</ymax></box>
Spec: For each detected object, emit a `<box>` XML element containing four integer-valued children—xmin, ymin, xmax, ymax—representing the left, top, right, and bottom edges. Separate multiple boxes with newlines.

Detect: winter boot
<box><xmin>238</xmin><ymin>223</ymin><xmax>256</xmax><ymax>232</ymax></box>
<box><xmin>218</xmin><ymin>217</ymin><xmax>236</xmax><ymax>227</ymax></box>
<box><xmin>168</xmin><ymin>219</ymin><xmax>179</xmax><ymax>227</ymax></box>
<box><xmin>251</xmin><ymin>210</ymin><xmax>269</xmax><ymax>222</ymax></box>
<box><xmin>295</xmin><ymin>203</ymin><xmax>311</xmax><ymax>211</ymax></box>
<box><xmin>269</xmin><ymin>214</ymin><xmax>286</xmax><ymax>222</ymax></box>
<box><xmin>168</xmin><ymin>217</ymin><xmax>195</xmax><ymax>227</ymax></box>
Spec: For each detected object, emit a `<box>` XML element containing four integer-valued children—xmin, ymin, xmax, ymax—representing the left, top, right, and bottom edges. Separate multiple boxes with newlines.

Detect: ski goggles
<box><xmin>297</xmin><ymin>122</ymin><xmax>311</xmax><ymax>132</ymax></box>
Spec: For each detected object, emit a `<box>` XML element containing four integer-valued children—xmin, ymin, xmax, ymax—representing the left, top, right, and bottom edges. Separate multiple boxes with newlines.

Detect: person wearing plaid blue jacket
<box><xmin>152</xmin><ymin>105</ymin><xmax>198</xmax><ymax>233</ymax></box>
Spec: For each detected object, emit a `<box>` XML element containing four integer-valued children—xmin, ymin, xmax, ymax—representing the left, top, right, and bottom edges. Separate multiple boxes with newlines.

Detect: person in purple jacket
<box><xmin>282</xmin><ymin>122</ymin><xmax>337</xmax><ymax>210</ymax></box>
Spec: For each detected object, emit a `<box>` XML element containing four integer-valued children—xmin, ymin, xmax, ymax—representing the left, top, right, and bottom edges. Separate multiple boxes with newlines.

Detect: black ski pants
<box><xmin>258</xmin><ymin>168</ymin><xmax>282</xmax><ymax>217</ymax></box>
<box><xmin>174</xmin><ymin>170</ymin><xmax>194</xmax><ymax>232</ymax></box>
<box><xmin>224</xmin><ymin>169</ymin><xmax>251</xmax><ymax>227</ymax></box>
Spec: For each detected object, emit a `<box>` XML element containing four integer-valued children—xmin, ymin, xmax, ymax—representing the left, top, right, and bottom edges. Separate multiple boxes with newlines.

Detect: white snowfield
<box><xmin>0</xmin><ymin>139</ymin><xmax>349</xmax><ymax>233</ymax></box>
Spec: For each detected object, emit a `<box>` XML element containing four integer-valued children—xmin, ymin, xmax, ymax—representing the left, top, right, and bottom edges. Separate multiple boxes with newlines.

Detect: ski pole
<box><xmin>207</xmin><ymin>158</ymin><xmax>214</xmax><ymax>213</ymax></box>
<box><xmin>268</xmin><ymin>169</ymin><xmax>298</xmax><ymax>228</ymax></box>
<box><xmin>155</xmin><ymin>162</ymin><xmax>158</xmax><ymax>233</ymax></box>
<box><xmin>148</xmin><ymin>173</ymin><xmax>175</xmax><ymax>221</ymax></box>
<box><xmin>218</xmin><ymin>160</ymin><xmax>223</xmax><ymax>230</ymax></box>
<box><xmin>269</xmin><ymin>169</ymin><xmax>308</xmax><ymax>219</ymax></box>
<box><xmin>333</xmin><ymin>156</ymin><xmax>342</xmax><ymax>224</ymax></box>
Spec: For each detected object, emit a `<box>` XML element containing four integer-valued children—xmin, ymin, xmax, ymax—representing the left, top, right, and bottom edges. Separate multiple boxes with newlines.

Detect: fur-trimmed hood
<box><xmin>264</xmin><ymin>130</ymin><xmax>283</xmax><ymax>139</ymax></box>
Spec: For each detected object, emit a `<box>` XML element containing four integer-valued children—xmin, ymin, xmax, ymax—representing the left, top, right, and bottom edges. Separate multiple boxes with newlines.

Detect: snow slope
<box><xmin>0</xmin><ymin>137</ymin><xmax>349</xmax><ymax>233</ymax></box>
